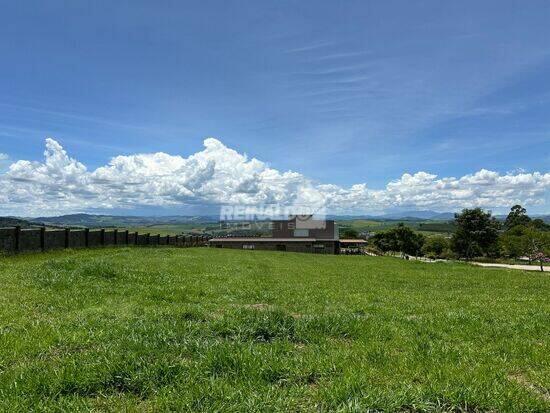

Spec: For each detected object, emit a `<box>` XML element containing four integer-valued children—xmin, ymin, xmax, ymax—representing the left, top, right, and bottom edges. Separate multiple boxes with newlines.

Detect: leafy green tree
<box><xmin>499</xmin><ymin>205</ymin><xmax>549</xmax><ymax>260</ymax></box>
<box><xmin>371</xmin><ymin>223</ymin><xmax>425</xmax><ymax>257</ymax></box>
<box><xmin>499</xmin><ymin>224</ymin><xmax>550</xmax><ymax>265</ymax></box>
<box><xmin>341</xmin><ymin>228</ymin><xmax>359</xmax><ymax>239</ymax></box>
<box><xmin>371</xmin><ymin>231</ymin><xmax>398</xmax><ymax>253</ymax></box>
<box><xmin>499</xmin><ymin>225</ymin><xmax>529</xmax><ymax>258</ymax></box>
<box><xmin>422</xmin><ymin>235</ymin><xmax>450</xmax><ymax>259</ymax></box>
<box><xmin>504</xmin><ymin>205</ymin><xmax>531</xmax><ymax>230</ymax></box>
<box><xmin>394</xmin><ymin>224</ymin><xmax>425</xmax><ymax>256</ymax></box>
<box><xmin>451</xmin><ymin>208</ymin><xmax>500</xmax><ymax>259</ymax></box>
<box><xmin>524</xmin><ymin>227</ymin><xmax>550</xmax><ymax>269</ymax></box>
<box><xmin>530</xmin><ymin>218</ymin><xmax>550</xmax><ymax>231</ymax></box>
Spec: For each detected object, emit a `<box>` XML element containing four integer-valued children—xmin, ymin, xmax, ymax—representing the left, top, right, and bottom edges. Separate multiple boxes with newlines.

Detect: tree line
<box><xmin>369</xmin><ymin>205</ymin><xmax>549</xmax><ymax>270</ymax></box>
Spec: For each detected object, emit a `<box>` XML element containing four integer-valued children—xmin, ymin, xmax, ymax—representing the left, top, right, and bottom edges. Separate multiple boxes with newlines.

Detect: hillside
<box><xmin>1</xmin><ymin>248</ymin><xmax>548</xmax><ymax>411</ymax></box>
<box><xmin>27</xmin><ymin>213</ymin><xmax>217</xmax><ymax>228</ymax></box>
<box><xmin>0</xmin><ymin>216</ymin><xmax>34</xmax><ymax>228</ymax></box>
<box><xmin>19</xmin><ymin>213</ymin><xmax>459</xmax><ymax>237</ymax></box>
<box><xmin>339</xmin><ymin>218</ymin><xmax>456</xmax><ymax>235</ymax></box>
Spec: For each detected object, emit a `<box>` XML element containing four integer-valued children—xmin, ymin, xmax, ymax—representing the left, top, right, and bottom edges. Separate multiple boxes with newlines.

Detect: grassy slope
<box><xmin>126</xmin><ymin>224</ymin><xmax>203</xmax><ymax>236</ymax></box>
<box><xmin>0</xmin><ymin>248</ymin><xmax>548</xmax><ymax>412</ymax></box>
<box><xmin>126</xmin><ymin>219</ymin><xmax>455</xmax><ymax>237</ymax></box>
<box><xmin>339</xmin><ymin>219</ymin><xmax>456</xmax><ymax>236</ymax></box>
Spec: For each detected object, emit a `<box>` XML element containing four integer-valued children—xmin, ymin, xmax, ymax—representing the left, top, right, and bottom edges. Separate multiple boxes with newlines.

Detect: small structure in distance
<box><xmin>209</xmin><ymin>216</ymin><xmax>340</xmax><ymax>254</ymax></box>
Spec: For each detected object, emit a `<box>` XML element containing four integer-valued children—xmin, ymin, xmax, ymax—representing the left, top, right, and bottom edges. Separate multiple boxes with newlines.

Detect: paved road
<box><xmin>472</xmin><ymin>262</ymin><xmax>548</xmax><ymax>272</ymax></box>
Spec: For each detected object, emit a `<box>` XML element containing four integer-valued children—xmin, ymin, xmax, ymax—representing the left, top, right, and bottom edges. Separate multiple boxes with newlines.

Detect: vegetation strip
<box><xmin>0</xmin><ymin>248</ymin><xmax>548</xmax><ymax>411</ymax></box>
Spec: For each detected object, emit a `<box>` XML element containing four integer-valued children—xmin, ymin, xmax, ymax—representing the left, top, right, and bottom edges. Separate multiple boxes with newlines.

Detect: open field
<box><xmin>339</xmin><ymin>219</ymin><xmax>456</xmax><ymax>236</ymax></box>
<box><xmin>0</xmin><ymin>248</ymin><xmax>548</xmax><ymax>412</ymax></box>
<box><xmin>7</xmin><ymin>212</ymin><xmax>458</xmax><ymax>237</ymax></box>
<box><xmin>127</xmin><ymin>222</ymin><xmax>269</xmax><ymax>237</ymax></box>
<box><xmin>128</xmin><ymin>219</ymin><xmax>456</xmax><ymax>238</ymax></box>
<box><xmin>126</xmin><ymin>224</ymin><xmax>206</xmax><ymax>236</ymax></box>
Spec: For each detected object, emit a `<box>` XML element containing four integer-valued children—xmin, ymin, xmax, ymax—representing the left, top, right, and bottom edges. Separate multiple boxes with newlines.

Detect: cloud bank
<box><xmin>0</xmin><ymin>138</ymin><xmax>548</xmax><ymax>216</ymax></box>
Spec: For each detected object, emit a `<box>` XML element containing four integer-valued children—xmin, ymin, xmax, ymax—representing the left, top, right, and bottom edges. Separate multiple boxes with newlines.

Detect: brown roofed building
<box><xmin>209</xmin><ymin>216</ymin><xmax>340</xmax><ymax>254</ymax></box>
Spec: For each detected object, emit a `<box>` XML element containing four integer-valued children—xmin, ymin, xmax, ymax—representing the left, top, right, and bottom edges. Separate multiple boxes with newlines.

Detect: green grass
<box><xmin>127</xmin><ymin>222</ymin><xmax>270</xmax><ymax>236</ymax></box>
<box><xmin>127</xmin><ymin>218</ymin><xmax>456</xmax><ymax>237</ymax></box>
<box><xmin>126</xmin><ymin>224</ymin><xmax>203</xmax><ymax>236</ymax></box>
<box><xmin>0</xmin><ymin>248</ymin><xmax>548</xmax><ymax>412</ymax></box>
<box><xmin>339</xmin><ymin>219</ymin><xmax>456</xmax><ymax>236</ymax></box>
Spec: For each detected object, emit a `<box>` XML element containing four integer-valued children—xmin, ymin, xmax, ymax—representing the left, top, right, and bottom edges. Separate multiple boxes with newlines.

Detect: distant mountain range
<box><xmin>378</xmin><ymin>210</ymin><xmax>457</xmax><ymax>220</ymax></box>
<box><xmin>328</xmin><ymin>210</ymin><xmax>456</xmax><ymax>221</ymax></box>
<box><xmin>0</xmin><ymin>211</ymin><xmax>547</xmax><ymax>229</ymax></box>
<box><xmin>25</xmin><ymin>213</ymin><xmax>218</xmax><ymax>228</ymax></box>
<box><xmin>1</xmin><ymin>212</ymin><xmax>453</xmax><ymax>229</ymax></box>
<box><xmin>0</xmin><ymin>217</ymin><xmax>38</xmax><ymax>228</ymax></box>
<box><xmin>23</xmin><ymin>211</ymin><xmax>458</xmax><ymax>228</ymax></box>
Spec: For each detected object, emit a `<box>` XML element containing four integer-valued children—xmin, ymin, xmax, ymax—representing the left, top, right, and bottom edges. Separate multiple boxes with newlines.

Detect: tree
<box><xmin>524</xmin><ymin>228</ymin><xmax>550</xmax><ymax>270</ymax></box>
<box><xmin>393</xmin><ymin>224</ymin><xmax>425</xmax><ymax>256</ymax></box>
<box><xmin>530</xmin><ymin>252</ymin><xmax>550</xmax><ymax>272</ymax></box>
<box><xmin>371</xmin><ymin>223</ymin><xmax>425</xmax><ymax>257</ymax></box>
<box><xmin>451</xmin><ymin>208</ymin><xmax>500</xmax><ymax>259</ymax></box>
<box><xmin>422</xmin><ymin>235</ymin><xmax>450</xmax><ymax>259</ymax></box>
<box><xmin>341</xmin><ymin>228</ymin><xmax>359</xmax><ymax>239</ymax></box>
<box><xmin>499</xmin><ymin>224</ymin><xmax>550</xmax><ymax>267</ymax></box>
<box><xmin>530</xmin><ymin>218</ymin><xmax>550</xmax><ymax>231</ymax></box>
<box><xmin>499</xmin><ymin>225</ymin><xmax>529</xmax><ymax>259</ymax></box>
<box><xmin>499</xmin><ymin>205</ymin><xmax>548</xmax><ymax>261</ymax></box>
<box><xmin>504</xmin><ymin>205</ymin><xmax>531</xmax><ymax>230</ymax></box>
<box><xmin>371</xmin><ymin>232</ymin><xmax>398</xmax><ymax>254</ymax></box>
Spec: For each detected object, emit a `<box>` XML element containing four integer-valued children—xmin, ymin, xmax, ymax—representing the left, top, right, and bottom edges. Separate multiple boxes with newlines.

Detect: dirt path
<box><xmin>472</xmin><ymin>262</ymin><xmax>548</xmax><ymax>272</ymax></box>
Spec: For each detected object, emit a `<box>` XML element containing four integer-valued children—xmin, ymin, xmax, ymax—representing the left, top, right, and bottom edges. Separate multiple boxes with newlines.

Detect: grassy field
<box><xmin>126</xmin><ymin>218</ymin><xmax>456</xmax><ymax>237</ymax></box>
<box><xmin>339</xmin><ymin>219</ymin><xmax>456</xmax><ymax>236</ymax></box>
<box><xmin>0</xmin><ymin>248</ymin><xmax>548</xmax><ymax>412</ymax></box>
<box><xmin>127</xmin><ymin>222</ymin><xmax>270</xmax><ymax>236</ymax></box>
<box><xmin>126</xmin><ymin>224</ymin><xmax>205</xmax><ymax>236</ymax></box>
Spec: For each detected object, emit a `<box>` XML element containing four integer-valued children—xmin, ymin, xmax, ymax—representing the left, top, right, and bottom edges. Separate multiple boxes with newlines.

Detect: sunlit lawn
<box><xmin>0</xmin><ymin>248</ymin><xmax>548</xmax><ymax>411</ymax></box>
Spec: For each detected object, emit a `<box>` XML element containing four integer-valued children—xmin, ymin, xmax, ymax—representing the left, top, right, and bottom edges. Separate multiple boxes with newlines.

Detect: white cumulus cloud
<box><xmin>0</xmin><ymin>138</ymin><xmax>548</xmax><ymax>216</ymax></box>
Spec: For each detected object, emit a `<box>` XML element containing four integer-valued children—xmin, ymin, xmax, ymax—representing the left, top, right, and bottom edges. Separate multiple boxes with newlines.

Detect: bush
<box><xmin>421</xmin><ymin>236</ymin><xmax>450</xmax><ymax>259</ymax></box>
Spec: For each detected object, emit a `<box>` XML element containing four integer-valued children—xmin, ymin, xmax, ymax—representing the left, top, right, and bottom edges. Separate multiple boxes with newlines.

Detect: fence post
<box><xmin>100</xmin><ymin>229</ymin><xmax>105</xmax><ymax>246</ymax></box>
<box><xmin>85</xmin><ymin>228</ymin><xmax>90</xmax><ymax>247</ymax></box>
<box><xmin>134</xmin><ymin>232</ymin><xmax>138</xmax><ymax>245</ymax></box>
<box><xmin>64</xmin><ymin>228</ymin><xmax>70</xmax><ymax>249</ymax></box>
<box><xmin>175</xmin><ymin>235</ymin><xmax>179</xmax><ymax>247</ymax></box>
<box><xmin>114</xmin><ymin>229</ymin><xmax>118</xmax><ymax>246</ymax></box>
<box><xmin>146</xmin><ymin>233</ymin><xmax>150</xmax><ymax>245</ymax></box>
<box><xmin>125</xmin><ymin>230</ymin><xmax>129</xmax><ymax>245</ymax></box>
<box><xmin>166</xmin><ymin>234</ymin><xmax>170</xmax><ymax>245</ymax></box>
<box><xmin>40</xmin><ymin>227</ymin><xmax>46</xmax><ymax>252</ymax></box>
<box><xmin>14</xmin><ymin>226</ymin><xmax>21</xmax><ymax>253</ymax></box>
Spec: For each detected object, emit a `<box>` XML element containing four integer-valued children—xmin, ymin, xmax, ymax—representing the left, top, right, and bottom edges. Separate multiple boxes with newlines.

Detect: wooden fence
<box><xmin>0</xmin><ymin>226</ymin><xmax>209</xmax><ymax>254</ymax></box>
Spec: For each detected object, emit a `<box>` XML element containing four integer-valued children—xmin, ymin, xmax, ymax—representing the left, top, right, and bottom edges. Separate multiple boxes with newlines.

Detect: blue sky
<box><xmin>0</xmin><ymin>1</ymin><xmax>549</xmax><ymax>215</ymax></box>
